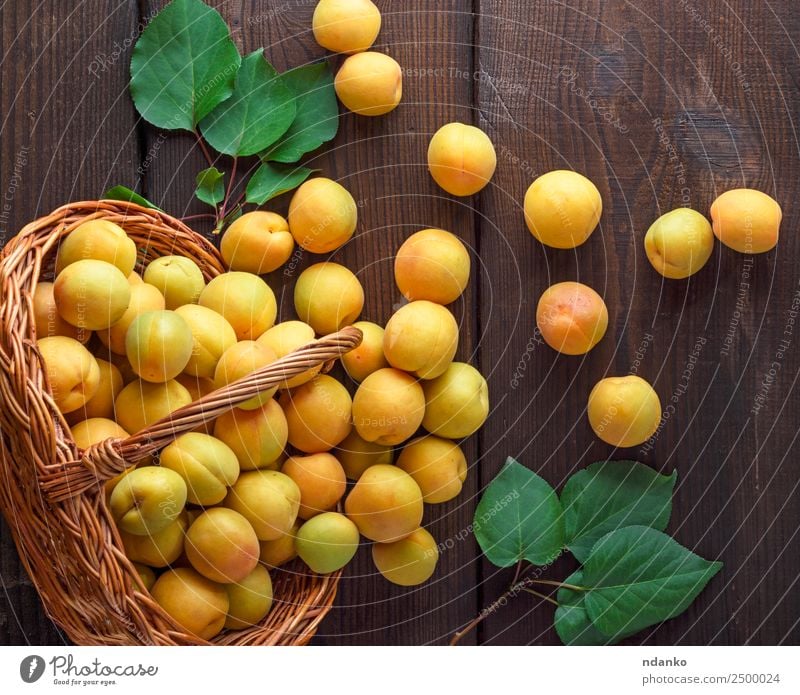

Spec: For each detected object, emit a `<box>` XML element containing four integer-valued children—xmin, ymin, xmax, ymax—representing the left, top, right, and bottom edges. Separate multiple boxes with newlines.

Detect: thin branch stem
<box><xmin>218</xmin><ymin>157</ymin><xmax>238</xmax><ymax>225</ymax></box>
<box><xmin>180</xmin><ymin>213</ymin><xmax>216</xmax><ymax>222</ymax></box>
<box><xmin>511</xmin><ymin>560</ymin><xmax>523</xmax><ymax>587</ymax></box>
<box><xmin>527</xmin><ymin>579</ymin><xmax>586</xmax><ymax>592</ymax></box>
<box><xmin>520</xmin><ymin>588</ymin><xmax>559</xmax><ymax>607</ymax></box>
<box><xmin>194</xmin><ymin>130</ymin><xmax>214</xmax><ymax>168</ymax></box>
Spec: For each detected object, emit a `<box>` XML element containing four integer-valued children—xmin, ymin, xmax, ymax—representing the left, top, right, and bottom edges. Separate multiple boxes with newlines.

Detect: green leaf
<box><xmin>195</xmin><ymin>166</ymin><xmax>225</xmax><ymax>206</ymax></box>
<box><xmin>200</xmin><ymin>49</ymin><xmax>296</xmax><ymax>156</ymax></box>
<box><xmin>104</xmin><ymin>185</ymin><xmax>161</xmax><ymax>211</ymax></box>
<box><xmin>130</xmin><ymin>0</ymin><xmax>241</xmax><ymax>131</ymax></box>
<box><xmin>263</xmin><ymin>62</ymin><xmax>339</xmax><ymax>163</ymax></box>
<box><xmin>245</xmin><ymin>162</ymin><xmax>315</xmax><ymax>205</ymax></box>
<box><xmin>561</xmin><ymin>461</ymin><xmax>676</xmax><ymax>563</ymax></box>
<box><xmin>473</xmin><ymin>457</ymin><xmax>564</xmax><ymax>567</ymax></box>
<box><xmin>555</xmin><ymin>570</ymin><xmax>629</xmax><ymax>645</ymax></box>
<box><xmin>582</xmin><ymin>526</ymin><xmax>722</xmax><ymax>637</ymax></box>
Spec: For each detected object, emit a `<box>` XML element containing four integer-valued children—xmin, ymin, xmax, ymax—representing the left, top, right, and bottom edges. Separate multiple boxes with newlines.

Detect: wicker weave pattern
<box><xmin>0</xmin><ymin>200</ymin><xmax>359</xmax><ymax>645</ymax></box>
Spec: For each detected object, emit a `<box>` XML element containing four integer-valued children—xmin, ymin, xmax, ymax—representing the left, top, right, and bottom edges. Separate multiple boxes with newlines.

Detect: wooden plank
<box><xmin>0</xmin><ymin>0</ymin><xmax>141</xmax><ymax>644</ymax></box>
<box><xmin>140</xmin><ymin>0</ymin><xmax>480</xmax><ymax>644</ymax></box>
<box><xmin>474</xmin><ymin>0</ymin><xmax>800</xmax><ymax>644</ymax></box>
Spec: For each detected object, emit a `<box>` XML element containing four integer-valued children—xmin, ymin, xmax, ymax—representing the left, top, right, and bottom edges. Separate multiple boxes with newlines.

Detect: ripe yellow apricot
<box><xmin>644</xmin><ymin>208</ymin><xmax>715</xmax><ymax>279</ymax></box>
<box><xmin>221</xmin><ymin>211</ymin><xmax>294</xmax><ymax>274</ymax></box>
<box><xmin>56</xmin><ymin>219</ymin><xmax>137</xmax><ymax>276</ymax></box>
<box><xmin>127</xmin><ymin>271</ymin><xmax>143</xmax><ymax>285</ymax></box>
<box><xmin>394</xmin><ymin>228</ymin><xmax>470</xmax><ymax>304</ymax></box>
<box><xmin>352</xmin><ymin>367</ymin><xmax>425</xmax><ymax>445</ymax></box>
<box><xmin>225</xmin><ymin>564</ymin><xmax>273</xmax><ymax>630</ymax></box>
<box><xmin>422</xmin><ymin>362</ymin><xmax>489</xmax><ymax>438</ymax></box>
<box><xmin>114</xmin><ymin>378</ymin><xmax>192</xmax><ymax>434</ymax></box>
<box><xmin>588</xmin><ymin>375</ymin><xmax>661</xmax><ymax>447</ymax></box>
<box><xmin>175</xmin><ymin>373</ymin><xmax>216</xmax><ymax>402</ymax></box>
<box><xmin>173</xmin><ymin>304</ymin><xmax>237</xmax><ymax>379</ymax></box>
<box><xmin>224</xmin><ymin>470</ymin><xmax>301</xmax><ymax>541</ymax></box>
<box><xmin>340</xmin><ymin>320</ymin><xmax>388</xmax><ymax>382</ymax></box>
<box><xmin>283</xmin><ymin>453</ymin><xmax>347</xmax><ymax>519</ymax></box>
<box><xmin>295</xmin><ymin>512</ymin><xmax>360</xmax><ymax>573</ymax></box>
<box><xmin>110</xmin><ymin>466</ymin><xmax>187</xmax><ymax>535</ymax></box>
<box><xmin>160</xmin><ymin>432</ymin><xmax>240</xmax><ymax>506</ymax></box>
<box><xmin>524</xmin><ymin>170</ymin><xmax>602</xmax><ymax>248</ymax></box>
<box><xmin>214</xmin><ymin>399</ymin><xmax>288</xmax><ymax>471</ymax></box>
<box><xmin>427</xmin><ymin>122</ymin><xmax>496</xmax><ymax>196</ymax></box>
<box><xmin>288</xmin><ymin>177</ymin><xmax>357</xmax><ymax>253</ymax></box>
<box><xmin>334</xmin><ymin>51</ymin><xmax>402</xmax><ymax>116</ymax></box>
<box><xmin>54</xmin><ymin>259</ymin><xmax>131</xmax><ymax>330</ymax></box>
<box><xmin>38</xmin><ymin>336</ymin><xmax>100</xmax><ymax>413</ymax></box>
<box><xmin>143</xmin><ymin>255</ymin><xmax>206</xmax><ymax>309</ymax></box>
<box><xmin>97</xmin><ymin>281</ymin><xmax>166</xmax><ymax>355</ymax></box>
<box><xmin>70</xmin><ymin>417</ymin><xmax>129</xmax><ymax>450</ymax></box>
<box><xmin>66</xmin><ymin>358</ymin><xmax>123</xmax><ymax>422</ymax></box>
<box><xmin>372</xmin><ymin>527</ymin><xmax>439</xmax><ymax>586</ymax></box>
<box><xmin>125</xmin><ymin>310</ymin><xmax>194</xmax><ymax>383</ymax></box>
<box><xmin>344</xmin><ymin>464</ymin><xmax>423</xmax><ymax>542</ymax></box>
<box><xmin>336</xmin><ymin>429</ymin><xmax>393</xmax><ymax>480</ymax></box>
<box><xmin>151</xmin><ymin>568</ymin><xmax>229</xmax><ymax>640</ymax></box>
<box><xmin>536</xmin><ymin>281</ymin><xmax>608</xmax><ymax>355</ymax></box>
<box><xmin>121</xmin><ymin>512</ymin><xmax>189</xmax><ymax>568</ymax></box>
<box><xmin>294</xmin><ymin>262</ymin><xmax>364</xmax><ymax>335</ymax></box>
<box><xmin>710</xmin><ymin>188</ymin><xmax>782</xmax><ymax>254</ymax></box>
<box><xmin>214</xmin><ymin>340</ymin><xmax>278</xmax><ymax>410</ymax></box>
<box><xmin>199</xmin><ymin>272</ymin><xmax>277</xmax><ymax>341</ymax></box>
<box><xmin>279</xmin><ymin>374</ymin><xmax>352</xmax><ymax>453</ymax></box>
<box><xmin>132</xmin><ymin>562</ymin><xmax>156</xmax><ymax>591</ymax></box>
<box><xmin>259</xmin><ymin>521</ymin><xmax>300</xmax><ymax>568</ymax></box>
<box><xmin>383</xmin><ymin>300</ymin><xmax>459</xmax><ymax>379</ymax></box>
<box><xmin>397</xmin><ymin>435</ymin><xmax>467</xmax><ymax>503</ymax></box>
<box><xmin>185</xmin><ymin>508</ymin><xmax>260</xmax><ymax>584</ymax></box>
<box><xmin>312</xmin><ymin>0</ymin><xmax>381</xmax><ymax>54</ymax></box>
<box><xmin>257</xmin><ymin>320</ymin><xmax>320</xmax><ymax>388</ymax></box>
<box><xmin>33</xmin><ymin>282</ymin><xmax>91</xmax><ymax>343</ymax></box>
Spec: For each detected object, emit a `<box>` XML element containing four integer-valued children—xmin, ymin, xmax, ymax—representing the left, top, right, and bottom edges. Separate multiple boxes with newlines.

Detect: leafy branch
<box><xmin>106</xmin><ymin>0</ymin><xmax>338</xmax><ymax>233</ymax></box>
<box><xmin>452</xmin><ymin>458</ymin><xmax>722</xmax><ymax>645</ymax></box>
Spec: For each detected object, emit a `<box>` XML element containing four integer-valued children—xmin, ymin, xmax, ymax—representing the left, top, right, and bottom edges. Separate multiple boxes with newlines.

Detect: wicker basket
<box><xmin>0</xmin><ymin>200</ymin><xmax>362</xmax><ymax>645</ymax></box>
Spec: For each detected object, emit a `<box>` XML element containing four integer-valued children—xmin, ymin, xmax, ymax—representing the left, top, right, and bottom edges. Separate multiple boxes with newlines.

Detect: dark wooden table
<box><xmin>1</xmin><ymin>0</ymin><xmax>798</xmax><ymax>646</ymax></box>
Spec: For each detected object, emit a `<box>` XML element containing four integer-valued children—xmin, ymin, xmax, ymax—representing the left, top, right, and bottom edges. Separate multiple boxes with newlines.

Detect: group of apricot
<box><xmin>35</xmin><ymin>167</ymin><xmax>488</xmax><ymax>638</ymax></box>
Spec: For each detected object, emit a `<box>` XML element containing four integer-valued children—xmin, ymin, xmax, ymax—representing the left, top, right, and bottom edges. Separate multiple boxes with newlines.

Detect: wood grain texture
<box><xmin>1</xmin><ymin>0</ymin><xmax>799</xmax><ymax>646</ymax></box>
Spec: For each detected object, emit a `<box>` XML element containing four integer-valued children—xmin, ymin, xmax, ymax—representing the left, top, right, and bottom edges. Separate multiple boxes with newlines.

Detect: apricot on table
<box><xmin>213</xmin><ymin>398</ymin><xmax>288</xmax><ymax>470</ymax></box>
<box><xmin>295</xmin><ymin>512</ymin><xmax>360</xmax><ymax>574</ymax></box>
<box><xmin>125</xmin><ymin>310</ymin><xmax>194</xmax><ymax>383</ymax></box>
<box><xmin>225</xmin><ymin>564</ymin><xmax>273</xmax><ymax>630</ymax></box>
<box><xmin>185</xmin><ymin>508</ymin><xmax>260</xmax><ymax>584</ymax></box>
<box><xmin>352</xmin><ymin>367</ymin><xmax>425</xmax><ymax>445</ymax></box>
<box><xmin>33</xmin><ymin>282</ymin><xmax>90</xmax><ymax>343</ymax></box>
<box><xmin>114</xmin><ymin>378</ymin><xmax>192</xmax><ymax>434</ymax></box>
<box><xmin>150</xmin><ymin>567</ymin><xmax>229</xmax><ymax>640</ymax></box>
<box><xmin>427</xmin><ymin>122</ymin><xmax>496</xmax><ymax>196</ymax></box>
<box><xmin>256</xmin><ymin>320</ymin><xmax>321</xmax><ymax>388</ymax></box>
<box><xmin>345</xmin><ymin>464</ymin><xmax>424</xmax><ymax>542</ymax></box>
<box><xmin>54</xmin><ymin>259</ymin><xmax>131</xmax><ymax>330</ymax></box>
<box><xmin>383</xmin><ymin>300</ymin><xmax>459</xmax><ymax>379</ymax></box>
<box><xmin>174</xmin><ymin>304</ymin><xmax>237</xmax><ymax>379</ymax></box>
<box><xmin>340</xmin><ymin>320</ymin><xmax>388</xmax><ymax>382</ymax></box>
<box><xmin>55</xmin><ymin>219</ymin><xmax>136</xmax><ymax>276</ymax></box>
<box><xmin>394</xmin><ymin>228</ymin><xmax>471</xmax><ymax>304</ymax></box>
<box><xmin>536</xmin><ymin>281</ymin><xmax>608</xmax><ymax>355</ymax></box>
<box><xmin>283</xmin><ymin>452</ymin><xmax>347</xmax><ymax>519</ymax></box>
<box><xmin>709</xmin><ymin>188</ymin><xmax>782</xmax><ymax>254</ymax></box>
<box><xmin>37</xmin><ymin>336</ymin><xmax>100</xmax><ymax>414</ymax></box>
<box><xmin>279</xmin><ymin>374</ymin><xmax>352</xmax><ymax>453</ymax></box>
<box><xmin>587</xmin><ymin>374</ymin><xmax>661</xmax><ymax>447</ymax></box>
<box><xmin>396</xmin><ymin>435</ymin><xmax>467</xmax><ymax>503</ymax></box>
<box><xmin>97</xmin><ymin>281</ymin><xmax>165</xmax><ymax>355</ymax></box>
<box><xmin>224</xmin><ymin>470</ymin><xmax>301</xmax><ymax>541</ymax></box>
<box><xmin>524</xmin><ymin>170</ymin><xmax>602</xmax><ymax>248</ymax></box>
<box><xmin>288</xmin><ymin>177</ymin><xmax>357</xmax><ymax>254</ymax></box>
<box><xmin>422</xmin><ymin>362</ymin><xmax>489</xmax><ymax>438</ymax></box>
<box><xmin>143</xmin><ymin>255</ymin><xmax>206</xmax><ymax>309</ymax></box>
<box><xmin>644</xmin><ymin>208</ymin><xmax>715</xmax><ymax>279</ymax></box>
<box><xmin>372</xmin><ymin>527</ymin><xmax>439</xmax><ymax>586</ymax></box>
<box><xmin>336</xmin><ymin>429</ymin><xmax>393</xmax><ymax>480</ymax></box>
<box><xmin>312</xmin><ymin>0</ymin><xmax>381</xmax><ymax>54</ymax></box>
<box><xmin>221</xmin><ymin>211</ymin><xmax>294</xmax><ymax>274</ymax></box>
<box><xmin>294</xmin><ymin>262</ymin><xmax>364</xmax><ymax>335</ymax></box>
<box><xmin>199</xmin><ymin>272</ymin><xmax>277</xmax><ymax>341</ymax></box>
<box><xmin>334</xmin><ymin>51</ymin><xmax>402</xmax><ymax>116</ymax></box>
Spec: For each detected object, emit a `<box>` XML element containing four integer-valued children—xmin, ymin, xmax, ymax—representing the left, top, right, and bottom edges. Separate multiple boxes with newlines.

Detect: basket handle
<box><xmin>40</xmin><ymin>326</ymin><xmax>363</xmax><ymax>504</ymax></box>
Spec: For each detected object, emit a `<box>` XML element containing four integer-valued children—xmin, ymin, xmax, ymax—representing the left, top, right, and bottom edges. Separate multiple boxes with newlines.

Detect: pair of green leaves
<box><xmin>474</xmin><ymin>459</ymin><xmax>722</xmax><ymax>645</ymax></box>
<box><xmin>126</xmin><ymin>0</ymin><xmax>339</xmax><ymax>211</ymax></box>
